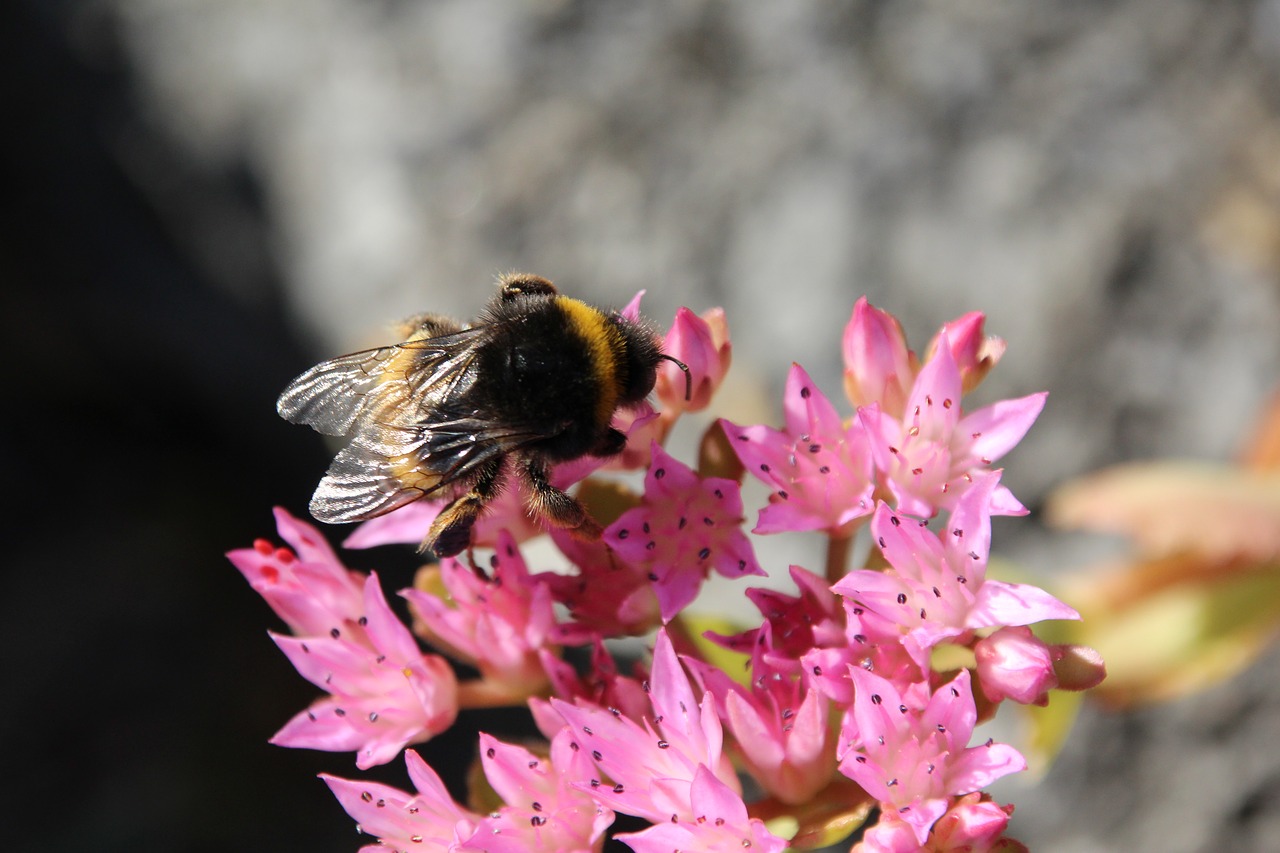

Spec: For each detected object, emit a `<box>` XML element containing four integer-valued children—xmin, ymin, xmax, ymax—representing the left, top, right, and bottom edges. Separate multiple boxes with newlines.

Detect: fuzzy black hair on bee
<box><xmin>277</xmin><ymin>273</ymin><xmax>689</xmax><ymax>558</ymax></box>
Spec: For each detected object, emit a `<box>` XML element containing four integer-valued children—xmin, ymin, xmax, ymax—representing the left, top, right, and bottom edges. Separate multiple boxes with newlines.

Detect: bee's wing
<box><xmin>308</xmin><ymin>416</ymin><xmax>549</xmax><ymax>522</ymax></box>
<box><xmin>276</xmin><ymin>328</ymin><xmax>484</xmax><ymax>436</ymax></box>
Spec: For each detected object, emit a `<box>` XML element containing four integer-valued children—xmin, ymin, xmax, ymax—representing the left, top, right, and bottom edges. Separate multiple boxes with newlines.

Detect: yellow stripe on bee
<box><xmin>556</xmin><ymin>297</ymin><xmax>622</xmax><ymax>427</ymax></box>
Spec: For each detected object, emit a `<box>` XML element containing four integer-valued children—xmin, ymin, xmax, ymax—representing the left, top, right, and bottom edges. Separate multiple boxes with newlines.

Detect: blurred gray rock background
<box><xmin>6</xmin><ymin>1</ymin><xmax>1280</xmax><ymax>850</ymax></box>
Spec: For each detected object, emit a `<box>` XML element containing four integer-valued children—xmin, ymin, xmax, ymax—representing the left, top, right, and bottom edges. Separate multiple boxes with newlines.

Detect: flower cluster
<box><xmin>233</xmin><ymin>297</ymin><xmax>1102</xmax><ymax>851</ymax></box>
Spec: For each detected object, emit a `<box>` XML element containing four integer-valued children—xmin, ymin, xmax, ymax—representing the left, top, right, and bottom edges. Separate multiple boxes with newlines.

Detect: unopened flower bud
<box><xmin>975</xmin><ymin>626</ymin><xmax>1057</xmax><ymax>706</ymax></box>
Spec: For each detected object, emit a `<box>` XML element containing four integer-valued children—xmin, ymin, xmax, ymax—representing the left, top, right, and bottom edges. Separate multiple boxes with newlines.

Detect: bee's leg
<box><xmin>423</xmin><ymin>459</ymin><xmax>505</xmax><ymax>559</ymax></box>
<box><xmin>589</xmin><ymin>427</ymin><xmax>628</xmax><ymax>457</ymax></box>
<box><xmin>521</xmin><ymin>458</ymin><xmax>602</xmax><ymax>540</ymax></box>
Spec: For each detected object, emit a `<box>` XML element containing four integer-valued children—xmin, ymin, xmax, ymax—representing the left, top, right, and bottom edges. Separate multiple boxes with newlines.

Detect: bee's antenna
<box><xmin>659</xmin><ymin>354</ymin><xmax>692</xmax><ymax>402</ymax></box>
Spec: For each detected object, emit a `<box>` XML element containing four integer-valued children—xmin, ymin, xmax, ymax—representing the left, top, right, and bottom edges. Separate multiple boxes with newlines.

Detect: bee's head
<box><xmin>612</xmin><ymin>316</ymin><xmax>689</xmax><ymax>405</ymax></box>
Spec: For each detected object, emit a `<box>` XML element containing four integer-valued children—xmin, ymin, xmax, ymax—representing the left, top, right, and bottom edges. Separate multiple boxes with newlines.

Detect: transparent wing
<box><xmin>308</xmin><ymin>415</ymin><xmax>551</xmax><ymax>522</ymax></box>
<box><xmin>276</xmin><ymin>327</ymin><xmax>485</xmax><ymax>436</ymax></box>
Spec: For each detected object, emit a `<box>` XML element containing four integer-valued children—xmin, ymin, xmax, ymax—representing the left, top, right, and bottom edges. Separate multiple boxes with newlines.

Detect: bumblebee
<box><xmin>277</xmin><ymin>273</ymin><xmax>689</xmax><ymax>558</ymax></box>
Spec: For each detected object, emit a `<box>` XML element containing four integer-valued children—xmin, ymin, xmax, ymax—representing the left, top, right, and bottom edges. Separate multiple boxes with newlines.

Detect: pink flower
<box><xmin>550</xmin><ymin>630</ymin><xmax>738</xmax><ymax>824</ymax></box>
<box><xmin>722</xmin><ymin>363</ymin><xmax>875</xmax><ymax>535</ymax></box>
<box><xmin>859</xmin><ymin>341</ymin><xmax>1046</xmax><ymax>517</ymax></box>
<box><xmin>227</xmin><ymin>506</ymin><xmax>365</xmax><ymax>636</ymax></box>
<box><xmin>974</xmin><ymin>626</ymin><xmax>1058</xmax><ymax>706</ymax></box>
<box><xmin>270</xmin><ymin>573</ymin><xmax>459</xmax><ymax>768</ymax></box>
<box><xmin>612</xmin><ymin>765</ymin><xmax>787</xmax><ymax>853</ymax></box>
<box><xmin>604</xmin><ymin>442</ymin><xmax>763</xmax><ymax>621</ymax></box>
<box><xmin>459</xmin><ymin>730</ymin><xmax>615</xmax><ymax>853</ymax></box>
<box><xmin>834</xmin><ymin>477</ymin><xmax>1079</xmax><ymax>658</ymax></box>
<box><xmin>839</xmin><ymin>668</ymin><xmax>1026</xmax><ymax>846</ymax></box>
<box><xmin>657</xmin><ymin>306</ymin><xmax>732</xmax><ymax>414</ymax></box>
<box><xmin>323</xmin><ymin>749</ymin><xmax>480</xmax><ymax>850</ymax></box>
<box><xmin>687</xmin><ymin>622</ymin><xmax>837</xmax><ymax>804</ymax></box>
<box><xmin>925</xmin><ymin>312</ymin><xmax>1007</xmax><ymax>396</ymax></box>
<box><xmin>843</xmin><ymin>297</ymin><xmax>917</xmax><ymax>418</ymax></box>
<box><xmin>854</xmin><ymin>793</ymin><xmax>1020</xmax><ymax>852</ymax></box>
<box><xmin>403</xmin><ymin>531</ymin><xmax>554</xmax><ymax>693</ymax></box>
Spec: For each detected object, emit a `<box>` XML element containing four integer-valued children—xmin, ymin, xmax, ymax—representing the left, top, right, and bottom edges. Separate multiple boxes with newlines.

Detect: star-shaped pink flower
<box><xmin>722</xmin><ymin>362</ymin><xmax>875</xmax><ymax>535</ymax></box>
<box><xmin>859</xmin><ymin>340</ymin><xmax>1045</xmax><ymax>517</ymax></box>
<box><xmin>604</xmin><ymin>442</ymin><xmax>763</xmax><ymax>621</ymax></box>
<box><xmin>550</xmin><ymin>630</ymin><xmax>738</xmax><ymax>825</ymax></box>
<box><xmin>270</xmin><ymin>572</ymin><xmax>459</xmax><ymax>768</ymax></box>
<box><xmin>838</xmin><ymin>667</ymin><xmax>1025</xmax><ymax>846</ymax></box>
<box><xmin>833</xmin><ymin>474</ymin><xmax>1079</xmax><ymax>658</ymax></box>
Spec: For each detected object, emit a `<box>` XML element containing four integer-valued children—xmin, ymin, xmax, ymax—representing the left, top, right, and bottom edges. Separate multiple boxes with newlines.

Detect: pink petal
<box><xmin>956</xmin><ymin>392</ymin><xmax>1047</xmax><ymax>466</ymax></box>
<box><xmin>987</xmin><ymin>482</ymin><xmax>1029</xmax><ymax>516</ymax></box>
<box><xmin>619</xmin><ymin>290</ymin><xmax>646</xmax><ymax>323</ymax></box>
<box><xmin>688</xmin><ymin>763</ymin><xmax>750</xmax><ymax>827</ymax></box>
<box><xmin>832</xmin><ymin>568</ymin><xmax>914</xmax><ymax>624</ymax></box>
<box><xmin>271</xmin><ymin>698</ymin><xmax>367</xmax><ymax>752</ymax></box>
<box><xmin>272</xmin><ymin>505</ymin><xmax>342</xmax><ymax>566</ymax></box>
<box><xmin>361</xmin><ymin>573</ymin><xmax>427</xmax><ymax>665</ymax></box>
<box><xmin>898</xmin><ymin>798</ymin><xmax>951</xmax><ymax>847</ymax></box>
<box><xmin>871</xmin><ymin>502</ymin><xmax>946</xmax><ymax>581</ymax></box>
<box><xmin>652</xmin><ymin>565</ymin><xmax>704</xmax><ymax>622</ymax></box>
<box><xmin>846</xmin><ymin>667</ymin><xmax>908</xmax><ymax>748</ymax></box>
<box><xmin>270</xmin><ymin>634</ymin><xmax>371</xmax><ymax>694</ymax></box>
<box><xmin>905</xmin><ymin>342</ymin><xmax>962</xmax><ymax>439</ymax></box>
<box><xmin>921</xmin><ymin>670</ymin><xmax>977</xmax><ymax>748</ymax></box>
<box><xmin>947</xmin><ymin>740</ymin><xmax>1027</xmax><ymax>793</ymax></box>
<box><xmin>857</xmin><ymin>403</ymin><xmax>900</xmax><ymax>473</ymax></box>
<box><xmin>971</xmin><ymin>580</ymin><xmax>1081</xmax><ymax>627</ymax></box>
<box><xmin>477</xmin><ymin>733</ymin><xmax>550</xmax><ymax>808</ymax></box>
<box><xmin>343</xmin><ymin>501</ymin><xmax>438</xmax><ymax>549</ymax></box>
<box><xmin>724</xmin><ymin>691</ymin><xmax>783</xmax><ymax>768</ymax></box>
<box><xmin>404</xmin><ymin>749</ymin><xmax>460</xmax><ymax>808</ymax></box>
<box><xmin>648</xmin><ymin>631</ymin><xmax>701</xmax><ymax>742</ymax></box>
<box><xmin>942</xmin><ymin>473</ymin><xmax>997</xmax><ymax>568</ymax></box>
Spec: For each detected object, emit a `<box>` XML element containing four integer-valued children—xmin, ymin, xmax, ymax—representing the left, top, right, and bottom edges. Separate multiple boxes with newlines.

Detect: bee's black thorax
<box><xmin>466</xmin><ymin>292</ymin><xmax>660</xmax><ymax>463</ymax></box>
